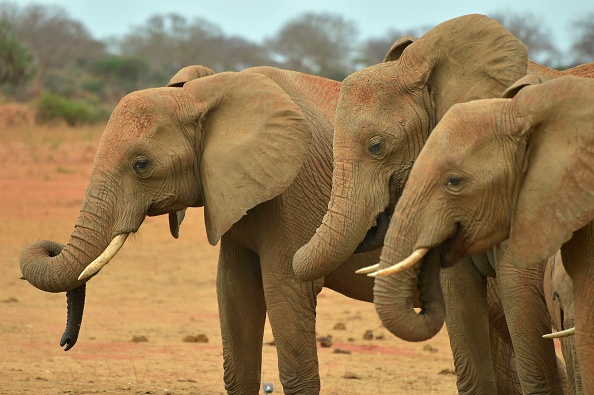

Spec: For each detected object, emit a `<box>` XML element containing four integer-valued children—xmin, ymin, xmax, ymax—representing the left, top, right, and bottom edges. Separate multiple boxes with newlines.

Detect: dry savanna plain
<box><xmin>1</xmin><ymin>112</ymin><xmax>464</xmax><ymax>394</ymax></box>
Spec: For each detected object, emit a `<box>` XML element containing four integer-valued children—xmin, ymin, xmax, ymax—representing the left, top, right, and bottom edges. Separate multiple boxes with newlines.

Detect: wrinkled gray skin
<box><xmin>20</xmin><ymin>65</ymin><xmax>381</xmax><ymax>395</ymax></box>
<box><xmin>293</xmin><ymin>14</ymin><xmax>566</xmax><ymax>393</ymax></box>
<box><xmin>380</xmin><ymin>75</ymin><xmax>594</xmax><ymax>394</ymax></box>
<box><xmin>20</xmin><ymin>64</ymin><xmax>526</xmax><ymax>394</ymax></box>
<box><xmin>544</xmin><ymin>254</ymin><xmax>582</xmax><ymax>394</ymax></box>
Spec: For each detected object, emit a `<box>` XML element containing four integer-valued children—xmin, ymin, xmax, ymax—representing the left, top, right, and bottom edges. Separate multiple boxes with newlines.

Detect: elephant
<box><xmin>374</xmin><ymin>75</ymin><xmax>594</xmax><ymax>393</ymax></box>
<box><xmin>19</xmin><ymin>64</ymin><xmax>527</xmax><ymax>394</ymax></box>
<box><xmin>544</xmin><ymin>254</ymin><xmax>582</xmax><ymax>394</ymax></box>
<box><xmin>20</xmin><ymin>64</ymin><xmax>383</xmax><ymax>395</ymax></box>
<box><xmin>292</xmin><ymin>14</ymin><xmax>570</xmax><ymax>393</ymax></box>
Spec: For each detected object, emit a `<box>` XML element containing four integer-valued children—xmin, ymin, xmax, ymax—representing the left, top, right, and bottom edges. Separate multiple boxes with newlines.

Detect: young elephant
<box><xmin>293</xmin><ymin>13</ymin><xmax>567</xmax><ymax>393</ymax></box>
<box><xmin>20</xmin><ymin>65</ymin><xmax>381</xmax><ymax>395</ymax></box>
<box><xmin>379</xmin><ymin>75</ymin><xmax>594</xmax><ymax>394</ymax></box>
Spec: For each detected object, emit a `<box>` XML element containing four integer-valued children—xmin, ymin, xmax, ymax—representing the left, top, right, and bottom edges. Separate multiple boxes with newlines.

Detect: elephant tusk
<box><xmin>542</xmin><ymin>327</ymin><xmax>576</xmax><ymax>339</ymax></box>
<box><xmin>368</xmin><ymin>248</ymin><xmax>429</xmax><ymax>277</ymax></box>
<box><xmin>78</xmin><ymin>234</ymin><xmax>129</xmax><ymax>281</ymax></box>
<box><xmin>355</xmin><ymin>263</ymin><xmax>380</xmax><ymax>274</ymax></box>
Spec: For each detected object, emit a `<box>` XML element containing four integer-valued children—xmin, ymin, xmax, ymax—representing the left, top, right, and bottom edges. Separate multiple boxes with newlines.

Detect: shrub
<box><xmin>36</xmin><ymin>92</ymin><xmax>109</xmax><ymax>126</ymax></box>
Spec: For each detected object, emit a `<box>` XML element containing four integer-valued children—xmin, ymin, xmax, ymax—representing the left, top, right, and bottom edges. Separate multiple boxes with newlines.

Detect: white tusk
<box><xmin>355</xmin><ymin>263</ymin><xmax>380</xmax><ymax>274</ymax></box>
<box><xmin>78</xmin><ymin>234</ymin><xmax>128</xmax><ymax>281</ymax></box>
<box><xmin>368</xmin><ymin>248</ymin><xmax>429</xmax><ymax>277</ymax></box>
<box><xmin>542</xmin><ymin>327</ymin><xmax>575</xmax><ymax>339</ymax></box>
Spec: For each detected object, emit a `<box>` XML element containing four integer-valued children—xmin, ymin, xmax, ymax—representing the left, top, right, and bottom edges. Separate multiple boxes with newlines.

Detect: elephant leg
<box><xmin>217</xmin><ymin>238</ymin><xmax>266</xmax><ymax>395</ymax></box>
<box><xmin>486</xmin><ymin>277</ymin><xmax>522</xmax><ymax>395</ymax></box>
<box><xmin>496</xmin><ymin>253</ymin><xmax>564</xmax><ymax>394</ymax></box>
<box><xmin>561</xmin><ymin>223</ymin><xmax>594</xmax><ymax>395</ymax></box>
<box><xmin>441</xmin><ymin>257</ymin><xmax>497</xmax><ymax>393</ymax></box>
<box><xmin>261</xmin><ymin>254</ymin><xmax>322</xmax><ymax>395</ymax></box>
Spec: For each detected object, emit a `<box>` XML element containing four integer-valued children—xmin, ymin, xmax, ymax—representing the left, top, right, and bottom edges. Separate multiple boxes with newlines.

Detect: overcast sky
<box><xmin>16</xmin><ymin>0</ymin><xmax>592</xmax><ymax>52</ymax></box>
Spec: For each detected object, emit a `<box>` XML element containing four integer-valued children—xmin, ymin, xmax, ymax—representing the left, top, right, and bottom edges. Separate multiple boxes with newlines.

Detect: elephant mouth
<box><xmin>355</xmin><ymin>208</ymin><xmax>393</xmax><ymax>253</ymax></box>
<box><xmin>439</xmin><ymin>222</ymin><xmax>467</xmax><ymax>268</ymax></box>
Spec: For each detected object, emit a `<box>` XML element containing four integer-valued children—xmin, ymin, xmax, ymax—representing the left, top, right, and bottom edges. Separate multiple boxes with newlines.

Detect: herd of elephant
<box><xmin>18</xmin><ymin>13</ymin><xmax>594</xmax><ymax>395</ymax></box>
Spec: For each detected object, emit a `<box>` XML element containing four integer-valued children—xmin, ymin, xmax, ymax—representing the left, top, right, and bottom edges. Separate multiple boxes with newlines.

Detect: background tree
<box><xmin>266</xmin><ymin>12</ymin><xmax>359</xmax><ymax>80</ymax></box>
<box><xmin>491</xmin><ymin>11</ymin><xmax>560</xmax><ymax>67</ymax></box>
<box><xmin>0</xmin><ymin>20</ymin><xmax>35</xmax><ymax>88</ymax></box>
<box><xmin>0</xmin><ymin>2</ymin><xmax>105</xmax><ymax>98</ymax></box>
<box><xmin>114</xmin><ymin>13</ymin><xmax>273</xmax><ymax>82</ymax></box>
<box><xmin>570</xmin><ymin>12</ymin><xmax>594</xmax><ymax>64</ymax></box>
<box><xmin>356</xmin><ymin>26</ymin><xmax>428</xmax><ymax>67</ymax></box>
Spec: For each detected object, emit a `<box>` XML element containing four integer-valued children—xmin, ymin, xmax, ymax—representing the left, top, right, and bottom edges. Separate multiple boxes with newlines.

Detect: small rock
<box><xmin>343</xmin><ymin>371</ymin><xmax>362</xmax><ymax>380</ymax></box>
<box><xmin>262</xmin><ymin>382</ymin><xmax>274</xmax><ymax>393</ymax></box>
<box><xmin>2</xmin><ymin>297</ymin><xmax>18</xmax><ymax>303</ymax></box>
<box><xmin>317</xmin><ymin>336</ymin><xmax>332</xmax><ymax>348</ymax></box>
<box><xmin>347</xmin><ymin>337</ymin><xmax>354</xmax><ymax>342</ymax></box>
<box><xmin>183</xmin><ymin>334</ymin><xmax>209</xmax><ymax>343</ymax></box>
<box><xmin>131</xmin><ymin>335</ymin><xmax>148</xmax><ymax>343</ymax></box>
<box><xmin>438</xmin><ymin>368</ymin><xmax>456</xmax><ymax>375</ymax></box>
<box><xmin>265</xmin><ymin>340</ymin><xmax>276</xmax><ymax>346</ymax></box>
<box><xmin>423</xmin><ymin>344</ymin><xmax>438</xmax><ymax>353</ymax></box>
<box><xmin>374</xmin><ymin>333</ymin><xmax>385</xmax><ymax>340</ymax></box>
<box><xmin>333</xmin><ymin>349</ymin><xmax>352</xmax><ymax>354</ymax></box>
<box><xmin>333</xmin><ymin>322</ymin><xmax>346</xmax><ymax>330</ymax></box>
<box><xmin>363</xmin><ymin>330</ymin><xmax>373</xmax><ymax>340</ymax></box>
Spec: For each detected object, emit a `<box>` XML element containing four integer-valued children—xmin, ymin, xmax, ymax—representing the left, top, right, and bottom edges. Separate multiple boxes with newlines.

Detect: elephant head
<box><xmin>293</xmin><ymin>14</ymin><xmax>528</xmax><ymax>342</ymax></box>
<box><xmin>21</xmin><ymin>67</ymin><xmax>313</xmax><ymax>297</ymax></box>
<box><xmin>376</xmin><ymin>75</ymin><xmax>594</xmax><ymax>346</ymax></box>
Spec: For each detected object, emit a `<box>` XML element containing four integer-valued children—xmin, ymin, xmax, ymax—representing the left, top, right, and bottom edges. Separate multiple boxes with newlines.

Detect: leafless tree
<box><xmin>357</xmin><ymin>26</ymin><xmax>428</xmax><ymax>68</ymax></box>
<box><xmin>570</xmin><ymin>12</ymin><xmax>594</xmax><ymax>64</ymax></box>
<box><xmin>0</xmin><ymin>2</ymin><xmax>104</xmax><ymax>97</ymax></box>
<box><xmin>266</xmin><ymin>12</ymin><xmax>359</xmax><ymax>80</ymax></box>
<box><xmin>491</xmin><ymin>11</ymin><xmax>560</xmax><ymax>67</ymax></box>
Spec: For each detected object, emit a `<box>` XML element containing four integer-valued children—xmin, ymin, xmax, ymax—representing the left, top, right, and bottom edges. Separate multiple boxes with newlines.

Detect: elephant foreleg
<box><xmin>496</xmin><ymin>252</ymin><xmax>564</xmax><ymax>394</ymax></box>
<box><xmin>217</xmin><ymin>238</ymin><xmax>266</xmax><ymax>395</ymax></box>
<box><xmin>261</xmin><ymin>255</ymin><xmax>322</xmax><ymax>395</ymax></box>
<box><xmin>441</xmin><ymin>257</ymin><xmax>498</xmax><ymax>393</ymax></box>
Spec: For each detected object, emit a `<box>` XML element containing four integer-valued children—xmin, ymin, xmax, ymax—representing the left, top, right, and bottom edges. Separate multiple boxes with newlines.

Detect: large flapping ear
<box><xmin>166</xmin><ymin>65</ymin><xmax>214</xmax><ymax>238</ymax></box>
<box><xmin>502</xmin><ymin>74</ymin><xmax>551</xmax><ymax>98</ymax></box>
<box><xmin>506</xmin><ymin>76</ymin><xmax>594</xmax><ymax>267</ymax></box>
<box><xmin>400</xmin><ymin>14</ymin><xmax>528</xmax><ymax>122</ymax></box>
<box><xmin>167</xmin><ymin>65</ymin><xmax>215</xmax><ymax>87</ymax></box>
<box><xmin>382</xmin><ymin>36</ymin><xmax>416</xmax><ymax>62</ymax></box>
<box><xmin>183</xmin><ymin>71</ymin><xmax>312</xmax><ymax>245</ymax></box>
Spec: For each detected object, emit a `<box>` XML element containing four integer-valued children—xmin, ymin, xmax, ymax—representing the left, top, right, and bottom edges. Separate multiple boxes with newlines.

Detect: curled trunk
<box><xmin>375</xmin><ymin>243</ymin><xmax>445</xmax><ymax>341</ymax></box>
<box><xmin>20</xmin><ymin>196</ymin><xmax>112</xmax><ymax>293</ymax></box>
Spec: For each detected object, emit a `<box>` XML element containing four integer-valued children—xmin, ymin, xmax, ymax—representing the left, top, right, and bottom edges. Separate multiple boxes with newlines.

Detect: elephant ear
<box><xmin>400</xmin><ymin>14</ymin><xmax>528</xmax><ymax>122</ymax></box>
<box><xmin>382</xmin><ymin>36</ymin><xmax>416</xmax><ymax>62</ymax></box>
<box><xmin>166</xmin><ymin>65</ymin><xmax>215</xmax><ymax>238</ymax></box>
<box><xmin>502</xmin><ymin>74</ymin><xmax>550</xmax><ymax>98</ymax></box>
<box><xmin>167</xmin><ymin>65</ymin><xmax>215</xmax><ymax>87</ymax></box>
<box><xmin>183</xmin><ymin>71</ymin><xmax>312</xmax><ymax>245</ymax></box>
<box><xmin>507</xmin><ymin>76</ymin><xmax>594</xmax><ymax>267</ymax></box>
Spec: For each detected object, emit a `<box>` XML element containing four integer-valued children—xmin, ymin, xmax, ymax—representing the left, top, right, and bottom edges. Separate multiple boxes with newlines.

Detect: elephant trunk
<box><xmin>373</xmin><ymin>201</ymin><xmax>446</xmax><ymax>342</ymax></box>
<box><xmin>20</xmin><ymin>195</ymin><xmax>118</xmax><ymax>293</ymax></box>
<box><xmin>293</xmin><ymin>160</ymin><xmax>376</xmax><ymax>281</ymax></box>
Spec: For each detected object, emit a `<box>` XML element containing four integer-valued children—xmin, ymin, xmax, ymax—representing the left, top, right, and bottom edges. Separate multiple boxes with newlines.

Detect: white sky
<box><xmin>15</xmin><ymin>0</ymin><xmax>593</xmax><ymax>53</ymax></box>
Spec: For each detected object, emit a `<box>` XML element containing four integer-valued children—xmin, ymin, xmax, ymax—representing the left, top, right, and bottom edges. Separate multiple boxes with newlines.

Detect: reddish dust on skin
<box><xmin>562</xmin><ymin>62</ymin><xmax>594</xmax><ymax>78</ymax></box>
<box><xmin>1</xmin><ymin>126</ymin><xmax>462</xmax><ymax>394</ymax></box>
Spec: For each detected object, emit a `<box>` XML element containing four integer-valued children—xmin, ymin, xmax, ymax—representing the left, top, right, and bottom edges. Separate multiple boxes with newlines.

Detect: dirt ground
<box><xmin>0</xmin><ymin>123</ymin><xmax>459</xmax><ymax>394</ymax></box>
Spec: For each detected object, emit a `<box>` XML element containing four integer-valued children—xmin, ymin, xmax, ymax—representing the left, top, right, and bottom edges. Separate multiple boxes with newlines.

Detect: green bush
<box><xmin>36</xmin><ymin>92</ymin><xmax>110</xmax><ymax>126</ymax></box>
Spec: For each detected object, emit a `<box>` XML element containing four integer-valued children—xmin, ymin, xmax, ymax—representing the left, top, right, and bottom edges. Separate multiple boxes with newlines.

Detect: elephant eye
<box><xmin>445</xmin><ymin>175</ymin><xmax>464</xmax><ymax>191</ymax></box>
<box><xmin>368</xmin><ymin>136</ymin><xmax>385</xmax><ymax>157</ymax></box>
<box><xmin>133</xmin><ymin>157</ymin><xmax>151</xmax><ymax>174</ymax></box>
